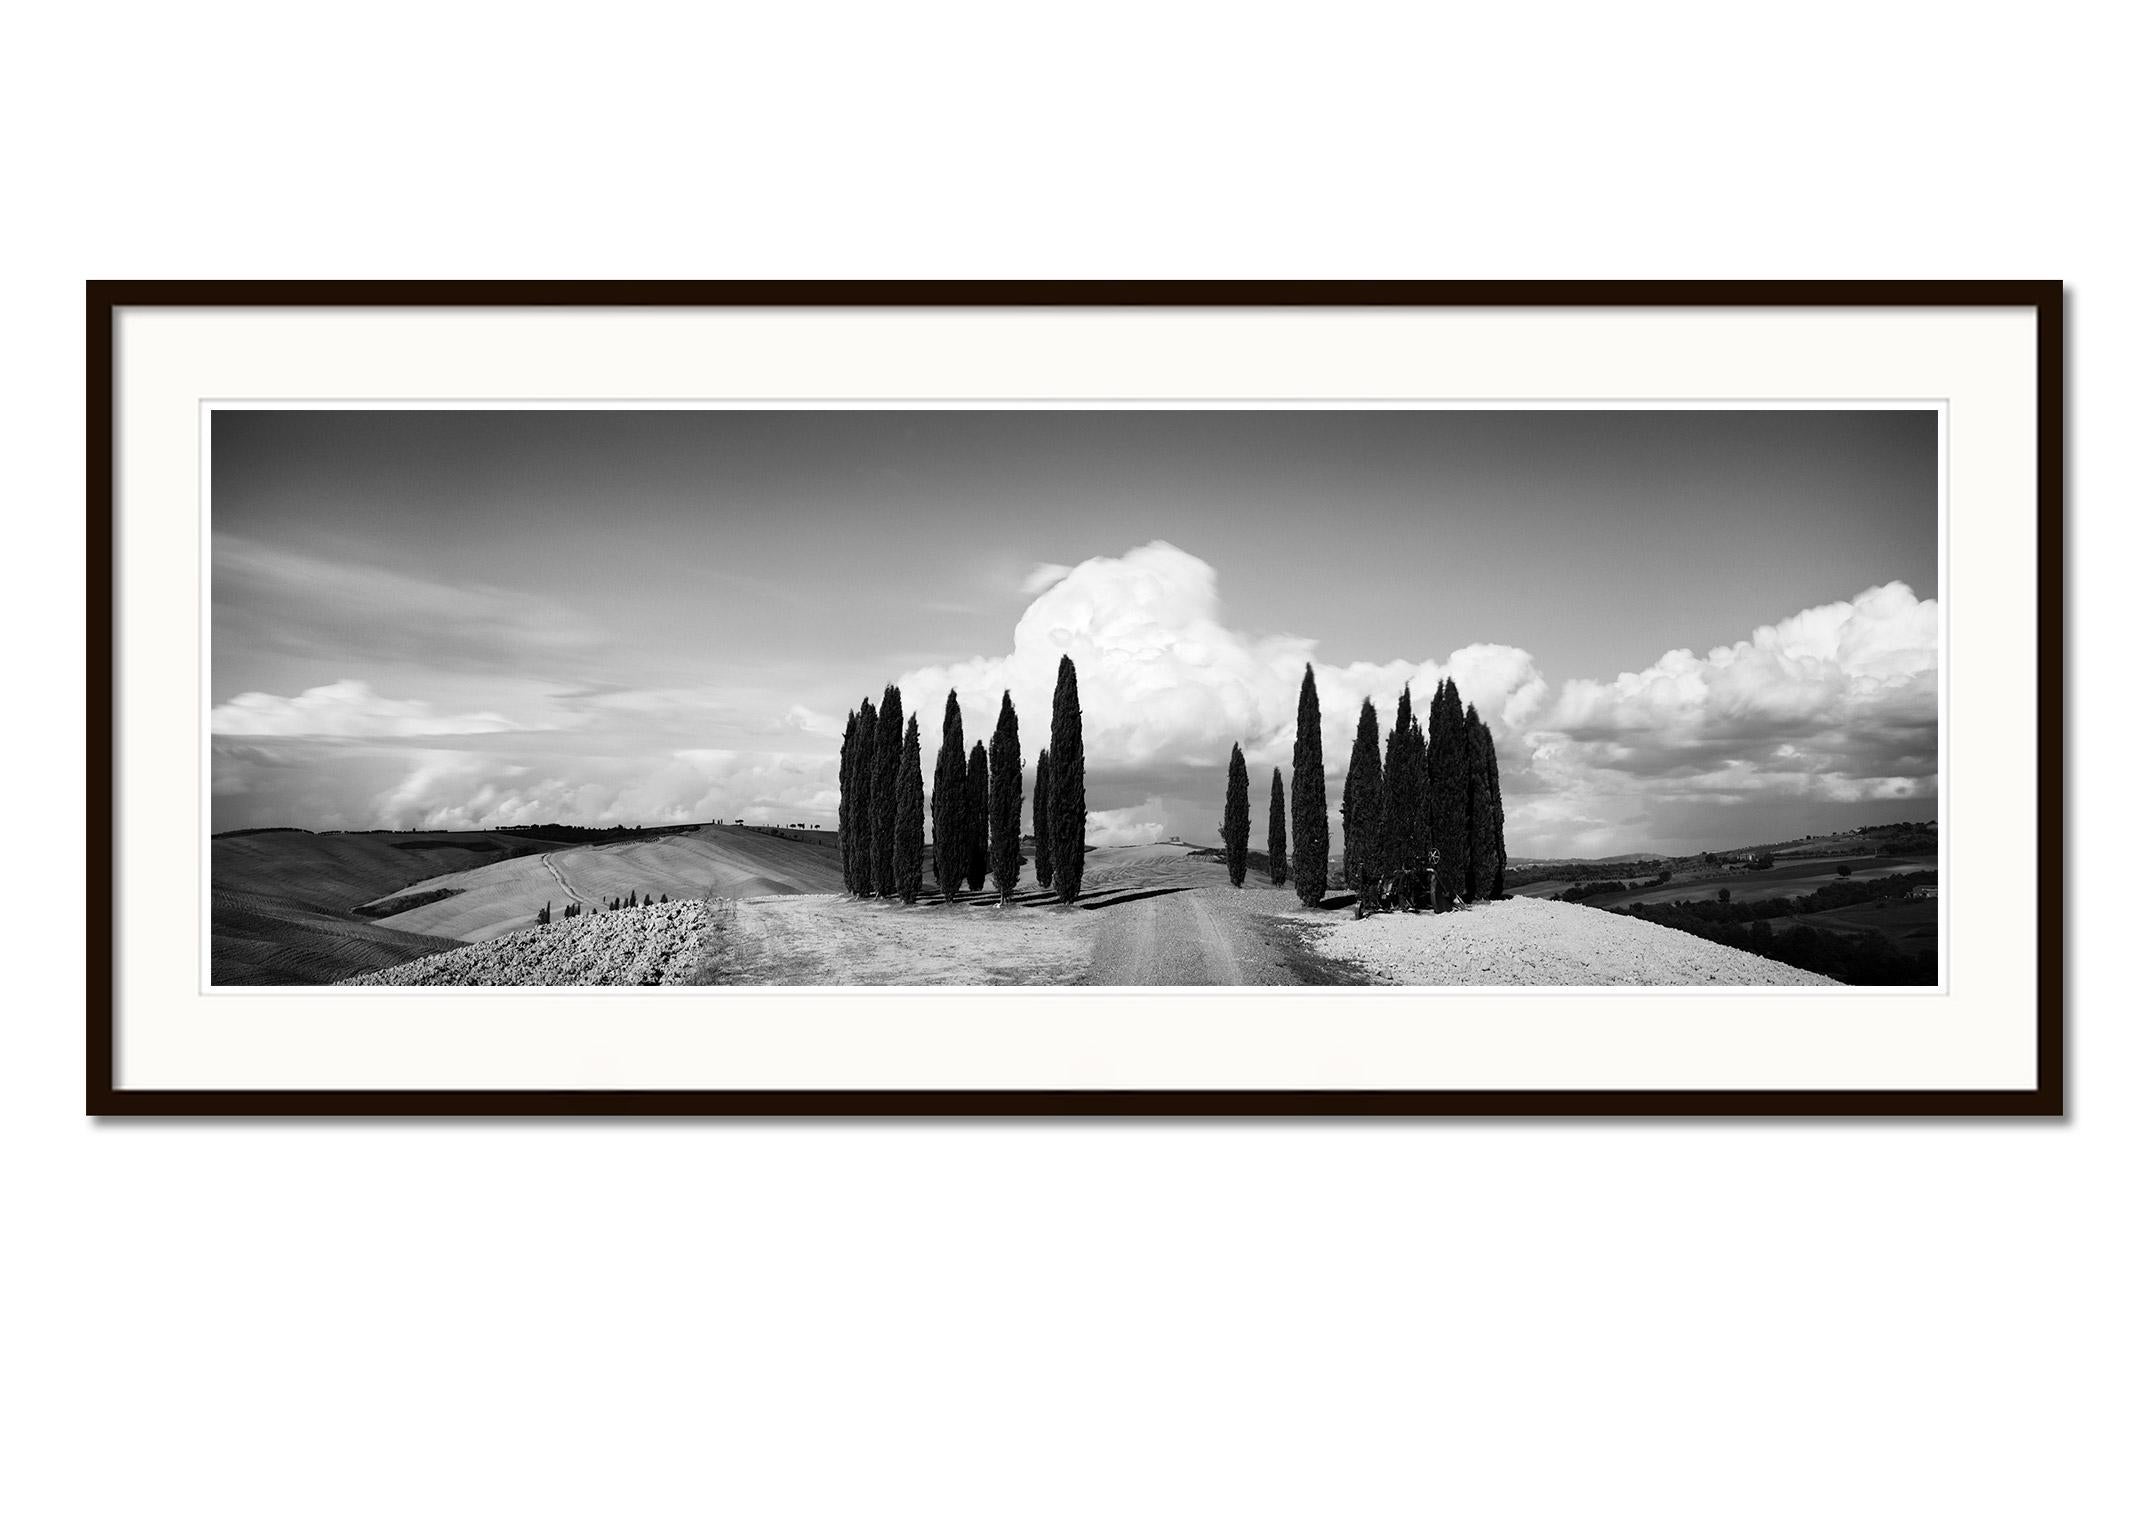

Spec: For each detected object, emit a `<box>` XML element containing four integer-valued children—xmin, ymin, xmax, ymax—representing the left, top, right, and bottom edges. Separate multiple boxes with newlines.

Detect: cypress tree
<box><xmin>1383</xmin><ymin>686</ymin><xmax>1429</xmax><ymax>909</ymax></box>
<box><xmin>1466</xmin><ymin>708</ymin><xmax>1501</xmax><ymax>904</ymax></box>
<box><xmin>1032</xmin><ymin>748</ymin><xmax>1054</xmax><ymax>893</ymax></box>
<box><xmin>931</xmin><ymin>690</ymin><xmax>966</xmax><ymax>900</ymax></box>
<box><xmin>1048</xmin><ymin>655</ymin><xmax>1086</xmax><ymax>903</ymax></box>
<box><xmin>1220</xmin><ymin>743</ymin><xmax>1251</xmax><ymax>887</ymax></box>
<box><xmin>1484</xmin><ymin>717</ymin><xmax>1508</xmax><ymax>899</ymax></box>
<box><xmin>1290</xmin><ymin>664</ymin><xmax>1328</xmax><ymax>907</ymax></box>
<box><xmin>854</xmin><ymin>697</ymin><xmax>880</xmax><ymax>896</ymax></box>
<box><xmin>1343</xmin><ymin>698</ymin><xmax>1385</xmax><ymax>894</ymax></box>
<box><xmin>988</xmin><ymin>691</ymin><xmax>1023</xmax><ymax>902</ymax></box>
<box><xmin>837</xmin><ymin>708</ymin><xmax>858</xmax><ymax>895</ymax></box>
<box><xmin>1427</xmin><ymin>678</ymin><xmax>1469</xmax><ymax>912</ymax></box>
<box><xmin>894</xmin><ymin>714</ymin><xmax>925</xmax><ymax>903</ymax></box>
<box><xmin>1267</xmin><ymin>766</ymin><xmax>1288</xmax><ymax>886</ymax></box>
<box><xmin>873</xmin><ymin>684</ymin><xmax>903</xmax><ymax>897</ymax></box>
<box><xmin>963</xmin><ymin>741</ymin><xmax>990</xmax><ymax>891</ymax></box>
<box><xmin>1463</xmin><ymin>704</ymin><xmax>1494</xmax><ymax>904</ymax></box>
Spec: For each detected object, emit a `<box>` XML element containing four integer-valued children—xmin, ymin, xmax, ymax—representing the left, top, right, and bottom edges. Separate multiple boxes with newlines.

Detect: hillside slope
<box><xmin>211</xmin><ymin>828</ymin><xmax>562</xmax><ymax>985</ymax></box>
<box><xmin>345</xmin><ymin>901</ymin><xmax>719</xmax><ymax>986</ymax></box>
<box><xmin>372</xmin><ymin>825</ymin><xmax>848</xmax><ymax>944</ymax></box>
<box><xmin>1299</xmin><ymin>896</ymin><xmax>1840</xmax><ymax>985</ymax></box>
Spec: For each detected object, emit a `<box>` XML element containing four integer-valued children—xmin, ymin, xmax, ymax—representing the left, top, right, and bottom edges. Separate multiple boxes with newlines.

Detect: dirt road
<box><xmin>541</xmin><ymin>852</ymin><xmax>590</xmax><ymax>907</ymax></box>
<box><xmin>1083</xmin><ymin>888</ymin><xmax>1307</xmax><ymax>985</ymax></box>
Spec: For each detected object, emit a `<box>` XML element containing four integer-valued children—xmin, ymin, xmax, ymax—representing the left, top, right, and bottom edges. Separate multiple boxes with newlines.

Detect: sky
<box><xmin>210</xmin><ymin>408</ymin><xmax>1940</xmax><ymax>856</ymax></box>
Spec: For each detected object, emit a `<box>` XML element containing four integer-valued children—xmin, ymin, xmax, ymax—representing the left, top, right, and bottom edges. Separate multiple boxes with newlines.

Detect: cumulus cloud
<box><xmin>895</xmin><ymin>545</ymin><xmax>1935</xmax><ymax>857</ymax></box>
<box><xmin>1087</xmin><ymin>798</ymin><xmax>1168</xmax><ymax>847</ymax></box>
<box><xmin>211</xmin><ymin>543</ymin><xmax>1937</xmax><ymax>857</ymax></box>
<box><xmin>900</xmin><ymin>542</ymin><xmax>1542</xmax><ymax>780</ymax></box>
<box><xmin>1511</xmin><ymin>582</ymin><xmax>1939</xmax><ymax>854</ymax></box>
<box><xmin>211</xmin><ymin>680</ymin><xmax>521</xmax><ymax>738</ymax></box>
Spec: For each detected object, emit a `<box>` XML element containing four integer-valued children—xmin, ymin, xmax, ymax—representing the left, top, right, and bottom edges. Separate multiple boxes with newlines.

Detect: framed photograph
<box><xmin>90</xmin><ymin>281</ymin><xmax>2062</xmax><ymax>1115</ymax></box>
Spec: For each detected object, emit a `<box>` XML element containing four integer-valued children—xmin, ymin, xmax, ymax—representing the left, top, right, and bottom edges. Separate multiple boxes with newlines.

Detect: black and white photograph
<box><xmin>212</xmin><ymin>405</ymin><xmax>1942</xmax><ymax>990</ymax></box>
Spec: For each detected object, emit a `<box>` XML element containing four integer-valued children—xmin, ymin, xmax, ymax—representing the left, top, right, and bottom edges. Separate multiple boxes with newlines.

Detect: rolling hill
<box><xmin>368</xmin><ymin>824</ymin><xmax>849</xmax><ymax>944</ymax></box>
<box><xmin>211</xmin><ymin>828</ymin><xmax>566</xmax><ymax>985</ymax></box>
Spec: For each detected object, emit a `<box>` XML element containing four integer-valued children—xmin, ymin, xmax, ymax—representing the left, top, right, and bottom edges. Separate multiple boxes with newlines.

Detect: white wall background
<box><xmin>4</xmin><ymin>4</ymin><xmax>2139</xmax><ymax>1534</ymax></box>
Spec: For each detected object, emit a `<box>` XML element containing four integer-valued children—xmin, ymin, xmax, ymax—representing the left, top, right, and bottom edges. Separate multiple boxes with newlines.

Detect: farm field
<box><xmin>1792</xmin><ymin>898</ymin><xmax>1941</xmax><ymax>956</ymax></box>
<box><xmin>373</xmin><ymin>824</ymin><xmax>848</xmax><ymax>944</ymax></box>
<box><xmin>210</xmin><ymin>828</ymin><xmax>567</xmax><ymax>985</ymax></box>
<box><xmin>1507</xmin><ymin>856</ymin><xmax>1932</xmax><ymax>906</ymax></box>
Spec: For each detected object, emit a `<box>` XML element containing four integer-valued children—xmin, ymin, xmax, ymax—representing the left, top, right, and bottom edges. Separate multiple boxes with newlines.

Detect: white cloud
<box><xmin>900</xmin><ymin>542</ymin><xmax>1541</xmax><ymax>778</ymax></box>
<box><xmin>1087</xmin><ymin>798</ymin><xmax>1168</xmax><ymax>847</ymax></box>
<box><xmin>211</xmin><ymin>680</ymin><xmax>520</xmax><ymax>738</ymax></box>
<box><xmin>212</xmin><ymin>548</ymin><xmax>1938</xmax><ymax>858</ymax></box>
<box><xmin>1509</xmin><ymin>582</ymin><xmax>1939</xmax><ymax>853</ymax></box>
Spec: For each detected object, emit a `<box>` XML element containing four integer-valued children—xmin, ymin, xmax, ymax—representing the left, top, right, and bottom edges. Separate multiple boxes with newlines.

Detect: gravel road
<box><xmin>1083</xmin><ymin>886</ymin><xmax>1325</xmax><ymax>985</ymax></box>
<box><xmin>341</xmin><ymin>901</ymin><xmax>719</xmax><ymax>986</ymax></box>
<box><xmin>1294</xmin><ymin>896</ymin><xmax>1840</xmax><ymax>985</ymax></box>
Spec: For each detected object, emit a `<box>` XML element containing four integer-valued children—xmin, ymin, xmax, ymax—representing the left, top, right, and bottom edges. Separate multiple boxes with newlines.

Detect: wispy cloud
<box><xmin>211</xmin><ymin>679</ymin><xmax>524</xmax><ymax>738</ymax></box>
<box><xmin>214</xmin><ymin>537</ymin><xmax>607</xmax><ymax>676</ymax></box>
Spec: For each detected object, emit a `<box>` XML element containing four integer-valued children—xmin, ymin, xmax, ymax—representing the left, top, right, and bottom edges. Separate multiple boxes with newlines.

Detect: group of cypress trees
<box><xmin>838</xmin><ymin>685</ymin><xmax>927</xmax><ymax>901</ymax></box>
<box><xmin>1239</xmin><ymin>664</ymin><xmax>1504</xmax><ymax>909</ymax></box>
<box><xmin>834</xmin><ymin>655</ymin><xmax>1089</xmax><ymax>906</ymax></box>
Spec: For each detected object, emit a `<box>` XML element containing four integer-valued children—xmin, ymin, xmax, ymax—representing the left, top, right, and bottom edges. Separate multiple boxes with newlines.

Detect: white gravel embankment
<box><xmin>1299</xmin><ymin>896</ymin><xmax>1840</xmax><ymax>985</ymax></box>
<box><xmin>340</xmin><ymin>901</ymin><xmax>720</xmax><ymax>986</ymax></box>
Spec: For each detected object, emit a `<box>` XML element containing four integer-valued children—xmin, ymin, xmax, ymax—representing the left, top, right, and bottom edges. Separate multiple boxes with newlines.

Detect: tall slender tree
<box><xmin>1220</xmin><ymin>744</ymin><xmax>1251</xmax><ymax>887</ymax></box>
<box><xmin>837</xmin><ymin>708</ymin><xmax>859</xmax><ymax>895</ymax></box>
<box><xmin>1290</xmin><ymin>664</ymin><xmax>1328</xmax><ymax>907</ymax></box>
<box><xmin>1483</xmin><ymin>717</ymin><xmax>1508</xmax><ymax>899</ymax></box>
<box><xmin>1427</xmin><ymin>678</ymin><xmax>1469</xmax><ymax>912</ymax></box>
<box><xmin>931</xmin><ymin>690</ymin><xmax>967</xmax><ymax>899</ymax></box>
<box><xmin>873</xmin><ymin>684</ymin><xmax>903</xmax><ymax>897</ymax></box>
<box><xmin>1465</xmin><ymin>706</ymin><xmax>1500</xmax><ymax>903</ymax></box>
<box><xmin>963</xmin><ymin>741</ymin><xmax>990</xmax><ymax>891</ymax></box>
<box><xmin>894</xmin><ymin>714</ymin><xmax>925</xmax><ymax>903</ymax></box>
<box><xmin>988</xmin><ymin>691</ymin><xmax>1023</xmax><ymax>902</ymax></box>
<box><xmin>1383</xmin><ymin>686</ymin><xmax>1429</xmax><ymax>908</ymax></box>
<box><xmin>1267</xmin><ymin>767</ymin><xmax>1288</xmax><ymax>886</ymax></box>
<box><xmin>1049</xmin><ymin>655</ymin><xmax>1086</xmax><ymax>903</ymax></box>
<box><xmin>1032</xmin><ymin>748</ymin><xmax>1054</xmax><ymax>892</ymax></box>
<box><xmin>854</xmin><ymin>697</ymin><xmax>880</xmax><ymax>897</ymax></box>
<box><xmin>1343</xmin><ymin>698</ymin><xmax>1385</xmax><ymax>894</ymax></box>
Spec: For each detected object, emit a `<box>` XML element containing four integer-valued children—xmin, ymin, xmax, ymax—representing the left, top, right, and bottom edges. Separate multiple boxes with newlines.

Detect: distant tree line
<box><xmin>1642</xmin><ymin>869</ymin><xmax>1937</xmax><ymax>927</ymax></box>
<box><xmin>1232</xmin><ymin>667</ymin><xmax>1507</xmax><ymax>910</ymax></box>
<box><xmin>1558</xmin><ymin>871</ymin><xmax>1671</xmax><ymax>902</ymax></box>
<box><xmin>835</xmin><ymin>654</ymin><xmax>1090</xmax><ymax>906</ymax></box>
<box><xmin>540</xmin><ymin>890</ymin><xmax>670</xmax><ymax>924</ymax></box>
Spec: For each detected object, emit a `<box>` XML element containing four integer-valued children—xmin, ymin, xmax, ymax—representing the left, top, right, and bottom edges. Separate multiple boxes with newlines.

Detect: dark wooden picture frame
<box><xmin>87</xmin><ymin>280</ymin><xmax>2064</xmax><ymax>1117</ymax></box>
